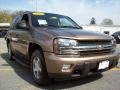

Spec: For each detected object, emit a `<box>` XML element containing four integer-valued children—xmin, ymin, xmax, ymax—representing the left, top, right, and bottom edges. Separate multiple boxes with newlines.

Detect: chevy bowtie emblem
<box><xmin>97</xmin><ymin>45</ymin><xmax>103</xmax><ymax>50</ymax></box>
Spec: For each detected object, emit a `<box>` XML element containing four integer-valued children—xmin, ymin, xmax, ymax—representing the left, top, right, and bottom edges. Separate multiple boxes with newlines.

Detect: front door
<box><xmin>14</xmin><ymin>14</ymin><xmax>31</xmax><ymax>64</ymax></box>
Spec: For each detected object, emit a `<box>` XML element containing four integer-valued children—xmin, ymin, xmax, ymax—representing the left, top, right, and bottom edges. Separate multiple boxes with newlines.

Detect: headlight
<box><xmin>54</xmin><ymin>38</ymin><xmax>79</xmax><ymax>55</ymax></box>
<box><xmin>58</xmin><ymin>39</ymin><xmax>78</xmax><ymax>47</ymax></box>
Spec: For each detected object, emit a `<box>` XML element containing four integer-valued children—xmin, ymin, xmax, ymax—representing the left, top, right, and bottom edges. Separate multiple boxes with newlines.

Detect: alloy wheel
<box><xmin>33</xmin><ymin>56</ymin><xmax>42</xmax><ymax>79</ymax></box>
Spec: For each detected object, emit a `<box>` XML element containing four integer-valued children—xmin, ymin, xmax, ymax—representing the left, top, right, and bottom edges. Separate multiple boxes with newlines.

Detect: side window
<box><xmin>59</xmin><ymin>17</ymin><xmax>74</xmax><ymax>27</ymax></box>
<box><xmin>20</xmin><ymin>14</ymin><xmax>29</xmax><ymax>27</ymax></box>
<box><xmin>16</xmin><ymin>14</ymin><xmax>29</xmax><ymax>29</ymax></box>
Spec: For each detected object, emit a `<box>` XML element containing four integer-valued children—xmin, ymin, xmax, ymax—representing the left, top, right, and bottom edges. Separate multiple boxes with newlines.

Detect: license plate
<box><xmin>98</xmin><ymin>60</ymin><xmax>109</xmax><ymax>70</ymax></box>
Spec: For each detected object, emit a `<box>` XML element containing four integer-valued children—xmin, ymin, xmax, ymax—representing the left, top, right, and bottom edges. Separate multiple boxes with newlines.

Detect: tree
<box><xmin>11</xmin><ymin>10</ymin><xmax>24</xmax><ymax>18</ymax></box>
<box><xmin>101</xmin><ymin>19</ymin><xmax>113</xmax><ymax>25</ymax></box>
<box><xmin>0</xmin><ymin>10</ymin><xmax>12</xmax><ymax>23</ymax></box>
<box><xmin>90</xmin><ymin>17</ymin><xmax>96</xmax><ymax>25</ymax></box>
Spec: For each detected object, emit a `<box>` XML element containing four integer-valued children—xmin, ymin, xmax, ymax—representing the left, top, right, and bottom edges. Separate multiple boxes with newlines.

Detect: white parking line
<box><xmin>111</xmin><ymin>67</ymin><xmax>120</xmax><ymax>71</ymax></box>
<box><xmin>0</xmin><ymin>68</ymin><xmax>29</xmax><ymax>72</ymax></box>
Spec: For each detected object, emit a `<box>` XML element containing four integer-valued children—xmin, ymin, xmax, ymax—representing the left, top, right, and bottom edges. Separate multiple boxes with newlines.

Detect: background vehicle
<box><xmin>6</xmin><ymin>11</ymin><xmax>119</xmax><ymax>85</ymax></box>
<box><xmin>0</xmin><ymin>23</ymin><xmax>10</xmax><ymax>38</ymax></box>
<box><xmin>112</xmin><ymin>31</ymin><xmax>120</xmax><ymax>44</ymax></box>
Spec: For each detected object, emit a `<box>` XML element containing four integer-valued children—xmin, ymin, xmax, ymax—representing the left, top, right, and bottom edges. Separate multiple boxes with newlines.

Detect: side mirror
<box><xmin>16</xmin><ymin>21</ymin><xmax>28</xmax><ymax>30</ymax></box>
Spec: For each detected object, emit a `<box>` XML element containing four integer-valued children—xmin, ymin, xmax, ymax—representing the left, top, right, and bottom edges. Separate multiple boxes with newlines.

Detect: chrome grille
<box><xmin>60</xmin><ymin>40</ymin><xmax>114</xmax><ymax>55</ymax></box>
<box><xmin>78</xmin><ymin>40</ymin><xmax>113</xmax><ymax>56</ymax></box>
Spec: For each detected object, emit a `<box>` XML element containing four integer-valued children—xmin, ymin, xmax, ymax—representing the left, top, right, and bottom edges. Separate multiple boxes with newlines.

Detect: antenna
<box><xmin>36</xmin><ymin>0</ymin><xmax>37</xmax><ymax>11</ymax></box>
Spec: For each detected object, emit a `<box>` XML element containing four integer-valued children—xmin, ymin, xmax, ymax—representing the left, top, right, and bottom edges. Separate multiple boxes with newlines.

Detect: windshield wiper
<box><xmin>48</xmin><ymin>25</ymin><xmax>59</xmax><ymax>27</ymax></box>
<box><xmin>60</xmin><ymin>26</ymin><xmax>80</xmax><ymax>29</ymax></box>
<box><xmin>38</xmin><ymin>25</ymin><xmax>81</xmax><ymax>29</ymax></box>
<box><xmin>38</xmin><ymin>24</ymin><xmax>59</xmax><ymax>27</ymax></box>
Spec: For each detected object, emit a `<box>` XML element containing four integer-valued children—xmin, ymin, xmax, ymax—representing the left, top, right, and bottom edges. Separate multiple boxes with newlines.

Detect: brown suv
<box><xmin>6</xmin><ymin>11</ymin><xmax>119</xmax><ymax>85</ymax></box>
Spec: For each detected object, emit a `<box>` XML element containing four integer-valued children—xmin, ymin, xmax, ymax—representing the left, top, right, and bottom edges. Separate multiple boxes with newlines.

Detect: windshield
<box><xmin>31</xmin><ymin>12</ymin><xmax>81</xmax><ymax>29</ymax></box>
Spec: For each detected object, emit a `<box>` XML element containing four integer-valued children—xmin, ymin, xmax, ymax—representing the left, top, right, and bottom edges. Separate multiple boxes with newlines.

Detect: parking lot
<box><xmin>0</xmin><ymin>38</ymin><xmax>120</xmax><ymax>90</ymax></box>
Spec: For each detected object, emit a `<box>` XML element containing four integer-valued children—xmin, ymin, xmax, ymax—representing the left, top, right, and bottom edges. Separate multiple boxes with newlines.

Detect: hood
<box><xmin>36</xmin><ymin>27</ymin><xmax>113</xmax><ymax>40</ymax></box>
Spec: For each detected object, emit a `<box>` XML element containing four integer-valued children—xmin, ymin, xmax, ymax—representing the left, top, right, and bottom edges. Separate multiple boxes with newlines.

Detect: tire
<box><xmin>31</xmin><ymin>50</ymin><xmax>51</xmax><ymax>85</ymax></box>
<box><xmin>8</xmin><ymin>43</ymin><xmax>14</xmax><ymax>61</ymax></box>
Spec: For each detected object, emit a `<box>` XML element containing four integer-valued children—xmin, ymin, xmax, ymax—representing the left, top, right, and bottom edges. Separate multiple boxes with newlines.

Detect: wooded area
<box><xmin>0</xmin><ymin>10</ymin><xmax>23</xmax><ymax>23</ymax></box>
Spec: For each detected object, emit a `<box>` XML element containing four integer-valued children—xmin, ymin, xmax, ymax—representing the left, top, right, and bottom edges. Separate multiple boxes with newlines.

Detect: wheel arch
<box><xmin>28</xmin><ymin>43</ymin><xmax>44</xmax><ymax>62</ymax></box>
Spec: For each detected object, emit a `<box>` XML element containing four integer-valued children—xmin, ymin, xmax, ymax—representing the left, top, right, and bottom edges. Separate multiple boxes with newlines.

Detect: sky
<box><xmin>0</xmin><ymin>0</ymin><xmax>120</xmax><ymax>25</ymax></box>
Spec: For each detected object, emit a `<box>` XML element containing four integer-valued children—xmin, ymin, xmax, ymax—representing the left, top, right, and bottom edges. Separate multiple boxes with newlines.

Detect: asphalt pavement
<box><xmin>0</xmin><ymin>38</ymin><xmax>120</xmax><ymax>90</ymax></box>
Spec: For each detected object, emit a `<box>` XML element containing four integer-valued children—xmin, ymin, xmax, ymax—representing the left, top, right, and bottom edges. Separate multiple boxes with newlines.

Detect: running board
<box><xmin>12</xmin><ymin>56</ymin><xmax>30</xmax><ymax>68</ymax></box>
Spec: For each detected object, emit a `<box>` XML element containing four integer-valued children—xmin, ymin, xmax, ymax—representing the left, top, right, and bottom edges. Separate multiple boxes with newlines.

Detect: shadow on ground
<box><xmin>1</xmin><ymin>53</ymin><xmax>103</xmax><ymax>89</ymax></box>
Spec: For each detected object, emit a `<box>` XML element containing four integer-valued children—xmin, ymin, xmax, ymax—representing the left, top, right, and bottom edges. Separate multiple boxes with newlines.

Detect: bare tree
<box><xmin>0</xmin><ymin>10</ymin><xmax>12</xmax><ymax>23</ymax></box>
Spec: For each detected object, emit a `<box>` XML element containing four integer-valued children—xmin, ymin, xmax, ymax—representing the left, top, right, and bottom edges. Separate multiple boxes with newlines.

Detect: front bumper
<box><xmin>44</xmin><ymin>52</ymin><xmax>119</xmax><ymax>79</ymax></box>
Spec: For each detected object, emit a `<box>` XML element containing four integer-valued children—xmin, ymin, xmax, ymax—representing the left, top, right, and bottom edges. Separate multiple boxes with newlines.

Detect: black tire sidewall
<box><xmin>8</xmin><ymin>43</ymin><xmax>13</xmax><ymax>60</ymax></box>
<box><xmin>31</xmin><ymin>50</ymin><xmax>49</xmax><ymax>84</ymax></box>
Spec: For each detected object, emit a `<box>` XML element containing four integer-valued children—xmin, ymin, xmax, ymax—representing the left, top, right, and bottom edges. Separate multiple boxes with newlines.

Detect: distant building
<box><xmin>82</xmin><ymin>25</ymin><xmax>120</xmax><ymax>35</ymax></box>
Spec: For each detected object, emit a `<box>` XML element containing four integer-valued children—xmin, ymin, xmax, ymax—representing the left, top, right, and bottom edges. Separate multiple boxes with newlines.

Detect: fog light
<box><xmin>62</xmin><ymin>64</ymin><xmax>71</xmax><ymax>72</ymax></box>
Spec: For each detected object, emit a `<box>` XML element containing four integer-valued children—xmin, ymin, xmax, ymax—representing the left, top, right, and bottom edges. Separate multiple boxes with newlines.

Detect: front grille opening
<box><xmin>73</xmin><ymin>69</ymin><xmax>82</xmax><ymax>75</ymax></box>
<box><xmin>80</xmin><ymin>49</ymin><xmax>113</xmax><ymax>56</ymax></box>
<box><xmin>78</xmin><ymin>40</ymin><xmax>111</xmax><ymax>45</ymax></box>
<box><xmin>72</xmin><ymin>68</ymin><xmax>98</xmax><ymax>76</ymax></box>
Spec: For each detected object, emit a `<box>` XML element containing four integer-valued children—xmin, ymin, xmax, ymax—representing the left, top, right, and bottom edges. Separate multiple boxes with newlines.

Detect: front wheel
<box><xmin>31</xmin><ymin>50</ymin><xmax>51</xmax><ymax>85</ymax></box>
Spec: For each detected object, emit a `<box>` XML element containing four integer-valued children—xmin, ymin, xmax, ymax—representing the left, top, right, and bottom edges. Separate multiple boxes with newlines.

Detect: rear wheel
<box><xmin>31</xmin><ymin>50</ymin><xmax>51</xmax><ymax>85</ymax></box>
